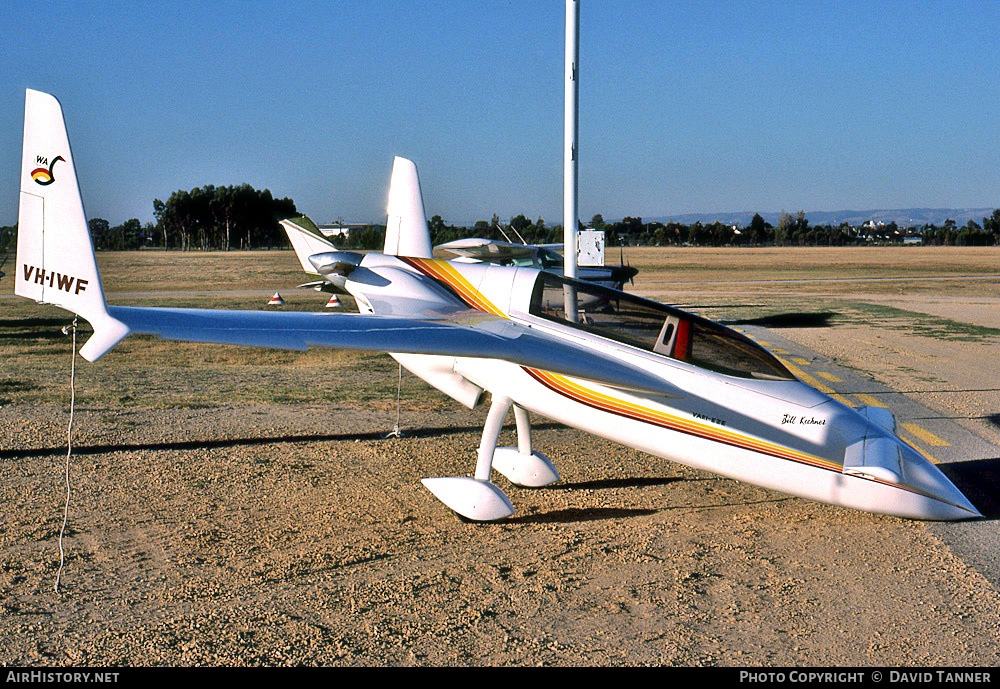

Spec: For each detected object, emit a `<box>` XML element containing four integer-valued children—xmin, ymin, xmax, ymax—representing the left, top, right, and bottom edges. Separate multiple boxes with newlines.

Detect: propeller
<box><xmin>617</xmin><ymin>235</ymin><xmax>634</xmax><ymax>287</ymax></box>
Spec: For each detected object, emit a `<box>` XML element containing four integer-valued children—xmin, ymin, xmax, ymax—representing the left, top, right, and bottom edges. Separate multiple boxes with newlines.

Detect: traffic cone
<box><xmin>325</xmin><ymin>294</ymin><xmax>342</xmax><ymax>308</ymax></box>
<box><xmin>268</xmin><ymin>292</ymin><xmax>285</xmax><ymax>306</ymax></box>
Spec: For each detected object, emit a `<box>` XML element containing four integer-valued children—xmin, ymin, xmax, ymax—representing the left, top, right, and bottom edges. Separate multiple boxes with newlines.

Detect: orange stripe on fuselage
<box><xmin>398</xmin><ymin>257</ymin><xmax>507</xmax><ymax>317</ymax></box>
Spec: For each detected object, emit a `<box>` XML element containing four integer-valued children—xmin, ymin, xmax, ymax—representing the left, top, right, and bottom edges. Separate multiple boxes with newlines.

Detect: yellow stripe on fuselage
<box><xmin>523</xmin><ymin>367</ymin><xmax>842</xmax><ymax>473</ymax></box>
<box><xmin>398</xmin><ymin>257</ymin><xmax>507</xmax><ymax>317</ymax></box>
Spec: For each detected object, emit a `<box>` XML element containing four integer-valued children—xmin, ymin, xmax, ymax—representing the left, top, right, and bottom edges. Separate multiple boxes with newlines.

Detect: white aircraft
<box><xmin>280</xmin><ymin>219</ymin><xmax>638</xmax><ymax>294</ymax></box>
<box><xmin>434</xmin><ymin>237</ymin><xmax>638</xmax><ymax>291</ymax></box>
<box><xmin>14</xmin><ymin>89</ymin><xmax>980</xmax><ymax>522</ymax></box>
<box><xmin>279</xmin><ymin>216</ymin><xmax>348</xmax><ymax>294</ymax></box>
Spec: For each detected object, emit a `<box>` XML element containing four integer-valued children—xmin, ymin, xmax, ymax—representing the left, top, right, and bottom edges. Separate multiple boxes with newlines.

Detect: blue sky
<box><xmin>3</xmin><ymin>1</ymin><xmax>999</xmax><ymax>226</ymax></box>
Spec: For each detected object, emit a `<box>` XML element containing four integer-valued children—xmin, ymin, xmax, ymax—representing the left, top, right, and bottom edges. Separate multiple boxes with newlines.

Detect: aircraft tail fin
<box><xmin>383</xmin><ymin>156</ymin><xmax>432</xmax><ymax>258</ymax></box>
<box><xmin>279</xmin><ymin>216</ymin><xmax>336</xmax><ymax>274</ymax></box>
<box><xmin>15</xmin><ymin>89</ymin><xmax>129</xmax><ymax>361</ymax></box>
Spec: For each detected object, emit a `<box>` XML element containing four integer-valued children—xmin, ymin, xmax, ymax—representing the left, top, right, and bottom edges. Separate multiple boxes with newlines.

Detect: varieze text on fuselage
<box><xmin>22</xmin><ymin>264</ymin><xmax>89</xmax><ymax>295</ymax></box>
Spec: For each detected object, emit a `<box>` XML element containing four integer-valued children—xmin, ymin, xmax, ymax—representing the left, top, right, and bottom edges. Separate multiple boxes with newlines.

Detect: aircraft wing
<box><xmin>106</xmin><ymin>305</ymin><xmax>681</xmax><ymax>398</ymax></box>
<box><xmin>434</xmin><ymin>238</ymin><xmax>538</xmax><ymax>262</ymax></box>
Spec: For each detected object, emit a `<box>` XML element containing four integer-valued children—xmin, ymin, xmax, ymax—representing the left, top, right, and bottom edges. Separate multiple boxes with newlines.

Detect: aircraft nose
<box><xmin>899</xmin><ymin>443</ymin><xmax>982</xmax><ymax>520</ymax></box>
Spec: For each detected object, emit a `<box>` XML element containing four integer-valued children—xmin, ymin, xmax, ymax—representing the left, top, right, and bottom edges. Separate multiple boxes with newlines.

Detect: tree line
<box><xmin>83</xmin><ymin>184</ymin><xmax>298</xmax><ymax>251</ymax></box>
<box><xmin>151</xmin><ymin>184</ymin><xmax>296</xmax><ymax>250</ymax></box>
<box><xmin>3</xmin><ymin>195</ymin><xmax>1000</xmax><ymax>253</ymax></box>
<box><xmin>329</xmin><ymin>209</ymin><xmax>1000</xmax><ymax>250</ymax></box>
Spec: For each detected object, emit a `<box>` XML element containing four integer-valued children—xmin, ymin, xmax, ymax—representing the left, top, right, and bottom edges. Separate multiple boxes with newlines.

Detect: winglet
<box><xmin>15</xmin><ymin>89</ymin><xmax>129</xmax><ymax>361</ymax></box>
<box><xmin>383</xmin><ymin>157</ymin><xmax>432</xmax><ymax>258</ymax></box>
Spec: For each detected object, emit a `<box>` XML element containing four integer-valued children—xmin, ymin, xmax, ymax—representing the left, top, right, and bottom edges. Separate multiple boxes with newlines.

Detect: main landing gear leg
<box><xmin>492</xmin><ymin>404</ymin><xmax>560</xmax><ymax>487</ymax></box>
<box><xmin>421</xmin><ymin>395</ymin><xmax>517</xmax><ymax>521</ymax></box>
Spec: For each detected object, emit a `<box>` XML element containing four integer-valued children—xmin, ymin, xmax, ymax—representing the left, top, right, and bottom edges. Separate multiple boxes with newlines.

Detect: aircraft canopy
<box><xmin>528</xmin><ymin>273</ymin><xmax>794</xmax><ymax>381</ymax></box>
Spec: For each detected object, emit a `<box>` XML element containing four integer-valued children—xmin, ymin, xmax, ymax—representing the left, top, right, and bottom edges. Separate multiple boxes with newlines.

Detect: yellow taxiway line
<box><xmin>900</xmin><ymin>422</ymin><xmax>951</xmax><ymax>447</ymax></box>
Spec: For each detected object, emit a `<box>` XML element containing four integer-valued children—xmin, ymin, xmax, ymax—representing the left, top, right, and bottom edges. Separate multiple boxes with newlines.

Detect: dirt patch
<box><xmin>3</xmin><ymin>404</ymin><xmax>1000</xmax><ymax>666</ymax></box>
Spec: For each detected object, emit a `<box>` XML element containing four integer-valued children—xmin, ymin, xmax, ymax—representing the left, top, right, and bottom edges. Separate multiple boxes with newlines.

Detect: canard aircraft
<box><xmin>279</xmin><ymin>216</ymin><xmax>349</xmax><ymax>294</ymax></box>
<box><xmin>14</xmin><ymin>89</ymin><xmax>980</xmax><ymax>521</ymax></box>
<box><xmin>433</xmin><ymin>237</ymin><xmax>638</xmax><ymax>291</ymax></box>
<box><xmin>280</xmin><ymin>218</ymin><xmax>638</xmax><ymax>294</ymax></box>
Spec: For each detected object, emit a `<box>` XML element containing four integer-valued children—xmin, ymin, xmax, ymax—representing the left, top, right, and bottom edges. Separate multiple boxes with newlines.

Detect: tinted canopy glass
<box><xmin>528</xmin><ymin>273</ymin><xmax>793</xmax><ymax>381</ymax></box>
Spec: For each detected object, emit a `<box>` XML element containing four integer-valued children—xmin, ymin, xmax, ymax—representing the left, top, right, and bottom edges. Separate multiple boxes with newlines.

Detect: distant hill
<box><xmin>645</xmin><ymin>208</ymin><xmax>998</xmax><ymax>227</ymax></box>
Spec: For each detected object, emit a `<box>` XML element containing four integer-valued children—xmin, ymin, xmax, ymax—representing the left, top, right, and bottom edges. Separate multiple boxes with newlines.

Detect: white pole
<box><xmin>563</xmin><ymin>0</ymin><xmax>580</xmax><ymax>320</ymax></box>
<box><xmin>564</xmin><ymin>0</ymin><xmax>579</xmax><ymax>278</ymax></box>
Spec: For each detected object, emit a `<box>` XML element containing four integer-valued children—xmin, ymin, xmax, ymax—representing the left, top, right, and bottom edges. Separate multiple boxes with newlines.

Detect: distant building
<box><xmin>318</xmin><ymin>221</ymin><xmax>370</xmax><ymax>238</ymax></box>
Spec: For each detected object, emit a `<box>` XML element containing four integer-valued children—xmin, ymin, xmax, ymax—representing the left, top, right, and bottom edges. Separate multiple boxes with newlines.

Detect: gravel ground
<box><xmin>3</xmin><ymin>399</ymin><xmax>1000</xmax><ymax>666</ymax></box>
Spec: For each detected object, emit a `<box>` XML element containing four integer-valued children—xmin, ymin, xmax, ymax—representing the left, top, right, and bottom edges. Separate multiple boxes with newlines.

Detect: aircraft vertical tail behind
<box><xmin>15</xmin><ymin>89</ymin><xmax>129</xmax><ymax>361</ymax></box>
<box><xmin>279</xmin><ymin>217</ymin><xmax>336</xmax><ymax>274</ymax></box>
<box><xmin>383</xmin><ymin>156</ymin><xmax>432</xmax><ymax>258</ymax></box>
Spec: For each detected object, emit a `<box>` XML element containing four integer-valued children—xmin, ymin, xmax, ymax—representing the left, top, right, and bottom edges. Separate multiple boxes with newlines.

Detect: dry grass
<box><xmin>0</xmin><ymin>253</ymin><xmax>446</xmax><ymax>410</ymax></box>
<box><xmin>621</xmin><ymin>245</ymin><xmax>1000</xmax><ymax>281</ymax></box>
<box><xmin>4</xmin><ymin>246</ymin><xmax>999</xmax><ymax>409</ymax></box>
<box><xmin>95</xmin><ymin>250</ymin><xmax>308</xmax><ymax>294</ymax></box>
